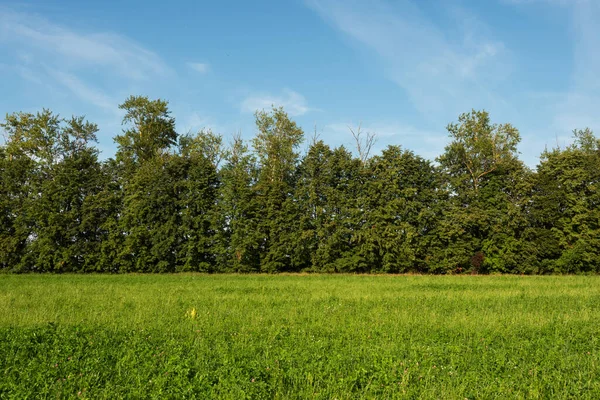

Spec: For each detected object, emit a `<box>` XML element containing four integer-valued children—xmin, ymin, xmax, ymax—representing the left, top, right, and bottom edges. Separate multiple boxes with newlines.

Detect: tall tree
<box><xmin>436</xmin><ymin>110</ymin><xmax>527</xmax><ymax>273</ymax></box>
<box><xmin>215</xmin><ymin>134</ymin><xmax>261</xmax><ymax>272</ymax></box>
<box><xmin>114</xmin><ymin>96</ymin><xmax>177</xmax><ymax>173</ymax></box>
<box><xmin>0</xmin><ymin>142</ymin><xmax>34</xmax><ymax>271</ymax></box>
<box><xmin>529</xmin><ymin>129</ymin><xmax>600</xmax><ymax>273</ymax></box>
<box><xmin>310</xmin><ymin>146</ymin><xmax>363</xmax><ymax>272</ymax></box>
<box><xmin>353</xmin><ymin>146</ymin><xmax>442</xmax><ymax>273</ymax></box>
<box><xmin>178</xmin><ymin>133</ymin><xmax>220</xmax><ymax>272</ymax></box>
<box><xmin>1</xmin><ymin>111</ymin><xmax>59</xmax><ymax>271</ymax></box>
<box><xmin>252</xmin><ymin>107</ymin><xmax>304</xmax><ymax>272</ymax></box>
<box><xmin>29</xmin><ymin>117</ymin><xmax>106</xmax><ymax>272</ymax></box>
<box><xmin>438</xmin><ymin>110</ymin><xmax>520</xmax><ymax>194</ymax></box>
<box><xmin>288</xmin><ymin>139</ymin><xmax>334</xmax><ymax>271</ymax></box>
<box><xmin>116</xmin><ymin>96</ymin><xmax>180</xmax><ymax>272</ymax></box>
<box><xmin>0</xmin><ymin>112</ymin><xmax>106</xmax><ymax>272</ymax></box>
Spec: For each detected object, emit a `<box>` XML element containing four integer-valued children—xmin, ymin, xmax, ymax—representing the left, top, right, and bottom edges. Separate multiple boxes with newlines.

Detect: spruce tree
<box><xmin>530</xmin><ymin>129</ymin><xmax>600</xmax><ymax>273</ymax></box>
<box><xmin>252</xmin><ymin>107</ymin><xmax>304</xmax><ymax>272</ymax></box>
<box><xmin>354</xmin><ymin>146</ymin><xmax>441</xmax><ymax>273</ymax></box>
<box><xmin>115</xmin><ymin>96</ymin><xmax>180</xmax><ymax>272</ymax></box>
<box><xmin>215</xmin><ymin>134</ymin><xmax>261</xmax><ymax>272</ymax></box>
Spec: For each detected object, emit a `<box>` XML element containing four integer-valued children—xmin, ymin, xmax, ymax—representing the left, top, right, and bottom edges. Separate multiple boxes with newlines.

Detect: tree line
<box><xmin>1</xmin><ymin>96</ymin><xmax>599</xmax><ymax>274</ymax></box>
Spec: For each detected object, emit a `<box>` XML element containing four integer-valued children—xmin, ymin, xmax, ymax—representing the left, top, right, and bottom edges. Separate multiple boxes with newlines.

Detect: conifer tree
<box><xmin>529</xmin><ymin>129</ymin><xmax>600</xmax><ymax>273</ymax></box>
<box><xmin>0</xmin><ymin>112</ymin><xmax>106</xmax><ymax>271</ymax></box>
<box><xmin>289</xmin><ymin>139</ymin><xmax>335</xmax><ymax>271</ymax></box>
<box><xmin>252</xmin><ymin>107</ymin><xmax>304</xmax><ymax>272</ymax></box>
<box><xmin>116</xmin><ymin>97</ymin><xmax>180</xmax><ymax>271</ymax></box>
<box><xmin>436</xmin><ymin>110</ymin><xmax>526</xmax><ymax>273</ymax></box>
<box><xmin>354</xmin><ymin>146</ymin><xmax>442</xmax><ymax>273</ymax></box>
<box><xmin>215</xmin><ymin>134</ymin><xmax>261</xmax><ymax>272</ymax></box>
<box><xmin>178</xmin><ymin>133</ymin><xmax>220</xmax><ymax>272</ymax></box>
<box><xmin>310</xmin><ymin>146</ymin><xmax>363</xmax><ymax>272</ymax></box>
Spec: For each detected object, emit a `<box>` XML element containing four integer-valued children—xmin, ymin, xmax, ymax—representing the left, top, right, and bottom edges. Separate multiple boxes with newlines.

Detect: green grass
<box><xmin>1</xmin><ymin>274</ymin><xmax>599</xmax><ymax>399</ymax></box>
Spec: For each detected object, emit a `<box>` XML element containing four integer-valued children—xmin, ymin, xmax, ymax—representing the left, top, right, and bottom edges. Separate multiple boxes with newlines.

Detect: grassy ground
<box><xmin>1</xmin><ymin>274</ymin><xmax>599</xmax><ymax>399</ymax></box>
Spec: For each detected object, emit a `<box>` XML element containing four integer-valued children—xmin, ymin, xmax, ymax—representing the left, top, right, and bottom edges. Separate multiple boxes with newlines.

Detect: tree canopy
<box><xmin>1</xmin><ymin>97</ymin><xmax>598</xmax><ymax>274</ymax></box>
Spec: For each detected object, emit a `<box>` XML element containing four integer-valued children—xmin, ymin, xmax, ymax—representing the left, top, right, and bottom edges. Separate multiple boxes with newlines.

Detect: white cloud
<box><xmin>241</xmin><ymin>89</ymin><xmax>311</xmax><ymax>116</ymax></box>
<box><xmin>176</xmin><ymin>111</ymin><xmax>224</xmax><ymax>134</ymax></box>
<box><xmin>46</xmin><ymin>69</ymin><xmax>120</xmax><ymax>115</ymax></box>
<box><xmin>306</xmin><ymin>0</ymin><xmax>512</xmax><ymax>123</ymax></box>
<box><xmin>0</xmin><ymin>10</ymin><xmax>169</xmax><ymax>80</ymax></box>
<box><xmin>187</xmin><ymin>62</ymin><xmax>210</xmax><ymax>74</ymax></box>
<box><xmin>0</xmin><ymin>7</ymin><xmax>180</xmax><ymax>159</ymax></box>
<box><xmin>0</xmin><ymin>7</ymin><xmax>174</xmax><ymax>121</ymax></box>
<box><xmin>515</xmin><ymin>1</ymin><xmax>600</xmax><ymax>135</ymax></box>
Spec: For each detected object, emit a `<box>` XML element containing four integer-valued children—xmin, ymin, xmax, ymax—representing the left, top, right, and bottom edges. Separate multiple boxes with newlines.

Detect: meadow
<box><xmin>1</xmin><ymin>274</ymin><xmax>599</xmax><ymax>399</ymax></box>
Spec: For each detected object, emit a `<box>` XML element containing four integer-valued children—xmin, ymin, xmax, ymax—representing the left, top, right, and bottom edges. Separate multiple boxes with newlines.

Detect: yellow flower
<box><xmin>187</xmin><ymin>307</ymin><xmax>197</xmax><ymax>319</ymax></box>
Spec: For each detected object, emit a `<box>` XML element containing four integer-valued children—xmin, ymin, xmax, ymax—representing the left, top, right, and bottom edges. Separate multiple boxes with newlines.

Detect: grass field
<box><xmin>1</xmin><ymin>274</ymin><xmax>599</xmax><ymax>399</ymax></box>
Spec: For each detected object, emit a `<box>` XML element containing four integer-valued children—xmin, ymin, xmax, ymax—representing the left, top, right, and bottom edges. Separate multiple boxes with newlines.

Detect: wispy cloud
<box><xmin>506</xmin><ymin>0</ymin><xmax>600</xmax><ymax>135</ymax></box>
<box><xmin>187</xmin><ymin>62</ymin><xmax>210</xmax><ymax>74</ymax></box>
<box><xmin>0</xmin><ymin>8</ymin><xmax>172</xmax><ymax>117</ymax></box>
<box><xmin>556</xmin><ymin>1</ymin><xmax>600</xmax><ymax>130</ymax></box>
<box><xmin>176</xmin><ymin>111</ymin><xmax>226</xmax><ymax>135</ymax></box>
<box><xmin>0</xmin><ymin>7</ymin><xmax>176</xmax><ymax>157</ymax></box>
<box><xmin>306</xmin><ymin>0</ymin><xmax>512</xmax><ymax>122</ymax></box>
<box><xmin>46</xmin><ymin>69</ymin><xmax>120</xmax><ymax>115</ymax></box>
<box><xmin>241</xmin><ymin>89</ymin><xmax>312</xmax><ymax>116</ymax></box>
<box><xmin>0</xmin><ymin>10</ymin><xmax>169</xmax><ymax>80</ymax></box>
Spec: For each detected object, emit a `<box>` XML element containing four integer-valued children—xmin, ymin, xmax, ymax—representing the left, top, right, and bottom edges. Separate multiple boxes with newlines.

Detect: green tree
<box><xmin>0</xmin><ymin>143</ymin><xmax>34</xmax><ymax>270</ymax></box>
<box><xmin>288</xmin><ymin>139</ymin><xmax>334</xmax><ymax>271</ymax></box>
<box><xmin>88</xmin><ymin>159</ymin><xmax>123</xmax><ymax>272</ymax></box>
<box><xmin>438</xmin><ymin>110</ymin><xmax>520</xmax><ymax>194</ymax></box>
<box><xmin>114</xmin><ymin>96</ymin><xmax>177</xmax><ymax>173</ymax></box>
<box><xmin>353</xmin><ymin>146</ymin><xmax>442</xmax><ymax>273</ymax></box>
<box><xmin>215</xmin><ymin>134</ymin><xmax>261</xmax><ymax>272</ymax></box>
<box><xmin>28</xmin><ymin>117</ymin><xmax>106</xmax><ymax>272</ymax></box>
<box><xmin>529</xmin><ymin>129</ymin><xmax>600</xmax><ymax>273</ymax></box>
<box><xmin>115</xmin><ymin>96</ymin><xmax>179</xmax><ymax>271</ymax></box>
<box><xmin>178</xmin><ymin>134</ymin><xmax>220</xmax><ymax>272</ymax></box>
<box><xmin>310</xmin><ymin>146</ymin><xmax>363</xmax><ymax>272</ymax></box>
<box><xmin>436</xmin><ymin>110</ymin><xmax>528</xmax><ymax>273</ymax></box>
<box><xmin>252</xmin><ymin>107</ymin><xmax>304</xmax><ymax>272</ymax></box>
<box><xmin>1</xmin><ymin>111</ymin><xmax>63</xmax><ymax>271</ymax></box>
<box><xmin>0</xmin><ymin>112</ymin><xmax>107</xmax><ymax>272</ymax></box>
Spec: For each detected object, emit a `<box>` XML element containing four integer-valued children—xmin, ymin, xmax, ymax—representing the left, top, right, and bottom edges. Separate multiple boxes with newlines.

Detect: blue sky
<box><xmin>1</xmin><ymin>0</ymin><xmax>598</xmax><ymax>166</ymax></box>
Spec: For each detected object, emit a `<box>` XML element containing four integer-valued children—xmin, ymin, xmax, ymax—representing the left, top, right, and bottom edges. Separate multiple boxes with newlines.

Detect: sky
<box><xmin>0</xmin><ymin>0</ymin><xmax>598</xmax><ymax>167</ymax></box>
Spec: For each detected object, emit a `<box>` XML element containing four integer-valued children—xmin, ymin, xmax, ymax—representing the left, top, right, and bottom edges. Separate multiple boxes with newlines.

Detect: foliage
<box><xmin>252</xmin><ymin>107</ymin><xmax>304</xmax><ymax>273</ymax></box>
<box><xmin>2</xmin><ymin>97</ymin><xmax>600</xmax><ymax>274</ymax></box>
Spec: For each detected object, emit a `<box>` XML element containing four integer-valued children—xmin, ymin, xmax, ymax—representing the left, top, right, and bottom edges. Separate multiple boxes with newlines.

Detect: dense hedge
<box><xmin>2</xmin><ymin>96</ymin><xmax>599</xmax><ymax>274</ymax></box>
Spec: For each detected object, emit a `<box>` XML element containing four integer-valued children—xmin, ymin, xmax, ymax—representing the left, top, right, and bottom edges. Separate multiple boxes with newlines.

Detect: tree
<box><xmin>436</xmin><ymin>110</ymin><xmax>527</xmax><ymax>273</ymax></box>
<box><xmin>114</xmin><ymin>96</ymin><xmax>177</xmax><ymax>172</ymax></box>
<box><xmin>311</xmin><ymin>145</ymin><xmax>363</xmax><ymax>272</ymax></box>
<box><xmin>353</xmin><ymin>146</ymin><xmax>441</xmax><ymax>273</ymax></box>
<box><xmin>180</xmin><ymin>128</ymin><xmax>226</xmax><ymax>170</ymax></box>
<box><xmin>529</xmin><ymin>129</ymin><xmax>600</xmax><ymax>273</ymax></box>
<box><xmin>115</xmin><ymin>96</ymin><xmax>180</xmax><ymax>272</ymax></box>
<box><xmin>0</xmin><ymin>144</ymin><xmax>34</xmax><ymax>270</ymax></box>
<box><xmin>0</xmin><ymin>111</ymin><xmax>60</xmax><ymax>271</ymax></box>
<box><xmin>115</xmin><ymin>98</ymin><xmax>219</xmax><ymax>272</ymax></box>
<box><xmin>215</xmin><ymin>134</ymin><xmax>261</xmax><ymax>272</ymax></box>
<box><xmin>438</xmin><ymin>110</ymin><xmax>520</xmax><ymax>194</ymax></box>
<box><xmin>252</xmin><ymin>107</ymin><xmax>304</xmax><ymax>272</ymax></box>
<box><xmin>349</xmin><ymin>123</ymin><xmax>376</xmax><ymax>166</ymax></box>
<box><xmin>288</xmin><ymin>139</ymin><xmax>335</xmax><ymax>271</ymax></box>
<box><xmin>178</xmin><ymin>135</ymin><xmax>220</xmax><ymax>272</ymax></box>
<box><xmin>0</xmin><ymin>112</ymin><xmax>107</xmax><ymax>272</ymax></box>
